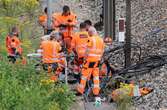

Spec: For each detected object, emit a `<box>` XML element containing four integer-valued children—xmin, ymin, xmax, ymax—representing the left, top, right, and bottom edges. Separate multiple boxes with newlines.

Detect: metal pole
<box><xmin>124</xmin><ymin>0</ymin><xmax>131</xmax><ymax>67</ymax></box>
<box><xmin>104</xmin><ymin>0</ymin><xmax>115</xmax><ymax>40</ymax></box>
<box><xmin>47</xmin><ymin>0</ymin><xmax>52</xmax><ymax>34</ymax></box>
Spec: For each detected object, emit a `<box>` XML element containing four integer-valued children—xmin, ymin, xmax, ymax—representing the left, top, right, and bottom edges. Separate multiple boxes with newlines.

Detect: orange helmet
<box><xmin>104</xmin><ymin>37</ymin><xmax>112</xmax><ymax>45</ymax></box>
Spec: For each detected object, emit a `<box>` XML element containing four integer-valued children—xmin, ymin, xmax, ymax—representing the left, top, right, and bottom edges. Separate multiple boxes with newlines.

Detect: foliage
<box><xmin>0</xmin><ymin>60</ymin><xmax>75</xmax><ymax>110</ymax></box>
<box><xmin>115</xmin><ymin>83</ymin><xmax>133</xmax><ymax>110</ymax></box>
<box><xmin>0</xmin><ymin>1</ymin><xmax>75</xmax><ymax>110</ymax></box>
<box><xmin>0</xmin><ymin>0</ymin><xmax>42</xmax><ymax>55</ymax></box>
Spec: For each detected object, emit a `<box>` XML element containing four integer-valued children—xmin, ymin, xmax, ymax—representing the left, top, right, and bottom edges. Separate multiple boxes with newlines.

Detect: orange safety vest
<box><xmin>86</xmin><ymin>35</ymin><xmax>104</xmax><ymax>62</ymax></box>
<box><xmin>52</xmin><ymin>12</ymin><xmax>77</xmax><ymax>39</ymax></box>
<box><xmin>40</xmin><ymin>40</ymin><xmax>62</xmax><ymax>64</ymax></box>
<box><xmin>38</xmin><ymin>14</ymin><xmax>47</xmax><ymax>27</ymax></box>
<box><xmin>6</xmin><ymin>36</ymin><xmax>22</xmax><ymax>55</ymax></box>
<box><xmin>71</xmin><ymin>31</ymin><xmax>89</xmax><ymax>58</ymax></box>
<box><xmin>53</xmin><ymin>12</ymin><xmax>77</xmax><ymax>27</ymax></box>
<box><xmin>6</xmin><ymin>35</ymin><xmax>12</xmax><ymax>54</ymax></box>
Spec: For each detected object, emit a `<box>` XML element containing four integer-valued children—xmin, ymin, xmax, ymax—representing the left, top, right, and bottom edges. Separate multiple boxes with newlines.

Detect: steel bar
<box><xmin>104</xmin><ymin>0</ymin><xmax>115</xmax><ymax>40</ymax></box>
<box><xmin>124</xmin><ymin>0</ymin><xmax>132</xmax><ymax>67</ymax></box>
<box><xmin>47</xmin><ymin>0</ymin><xmax>52</xmax><ymax>32</ymax></box>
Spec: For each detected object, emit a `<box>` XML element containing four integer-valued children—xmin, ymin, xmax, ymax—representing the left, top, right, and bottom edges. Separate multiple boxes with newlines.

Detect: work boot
<box><xmin>75</xmin><ymin>92</ymin><xmax>82</xmax><ymax>96</ymax></box>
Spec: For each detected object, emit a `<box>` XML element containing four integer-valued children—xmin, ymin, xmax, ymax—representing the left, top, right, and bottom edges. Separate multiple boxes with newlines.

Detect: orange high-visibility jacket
<box><xmin>11</xmin><ymin>36</ymin><xmax>22</xmax><ymax>54</ymax></box>
<box><xmin>6</xmin><ymin>35</ymin><xmax>13</xmax><ymax>55</ymax></box>
<box><xmin>40</xmin><ymin>40</ymin><xmax>62</xmax><ymax>64</ymax></box>
<box><xmin>71</xmin><ymin>31</ymin><xmax>89</xmax><ymax>58</ymax></box>
<box><xmin>6</xmin><ymin>36</ymin><xmax>22</xmax><ymax>55</ymax></box>
<box><xmin>6</xmin><ymin>35</ymin><xmax>11</xmax><ymax>48</ymax></box>
<box><xmin>53</xmin><ymin>12</ymin><xmax>77</xmax><ymax>27</ymax></box>
<box><xmin>38</xmin><ymin>14</ymin><xmax>47</xmax><ymax>27</ymax></box>
<box><xmin>52</xmin><ymin>12</ymin><xmax>77</xmax><ymax>39</ymax></box>
<box><xmin>86</xmin><ymin>35</ymin><xmax>105</xmax><ymax>62</ymax></box>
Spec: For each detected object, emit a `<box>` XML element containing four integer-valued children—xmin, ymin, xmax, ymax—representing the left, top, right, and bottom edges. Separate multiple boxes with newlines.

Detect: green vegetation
<box><xmin>0</xmin><ymin>0</ymin><xmax>42</xmax><ymax>55</ymax></box>
<box><xmin>0</xmin><ymin>61</ymin><xmax>75</xmax><ymax>110</ymax></box>
<box><xmin>0</xmin><ymin>0</ymin><xmax>75</xmax><ymax>110</ymax></box>
<box><xmin>115</xmin><ymin>83</ymin><xmax>133</xmax><ymax>110</ymax></box>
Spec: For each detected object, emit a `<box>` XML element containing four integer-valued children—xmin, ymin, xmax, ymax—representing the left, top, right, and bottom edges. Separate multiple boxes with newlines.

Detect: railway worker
<box><xmin>6</xmin><ymin>27</ymin><xmax>23</xmax><ymax>63</ymax></box>
<box><xmin>77</xmin><ymin>27</ymin><xmax>105</xmax><ymax>100</ymax></box>
<box><xmin>71</xmin><ymin>22</ymin><xmax>90</xmax><ymax>73</ymax></box>
<box><xmin>38</xmin><ymin>7</ymin><xmax>54</xmax><ymax>35</ymax></box>
<box><xmin>84</xmin><ymin>20</ymin><xmax>98</xmax><ymax>35</ymax></box>
<box><xmin>38</xmin><ymin>7</ymin><xmax>48</xmax><ymax>34</ymax></box>
<box><xmin>40</xmin><ymin>32</ymin><xmax>64</xmax><ymax>81</ymax></box>
<box><xmin>52</xmin><ymin>5</ymin><xmax>77</xmax><ymax>52</ymax></box>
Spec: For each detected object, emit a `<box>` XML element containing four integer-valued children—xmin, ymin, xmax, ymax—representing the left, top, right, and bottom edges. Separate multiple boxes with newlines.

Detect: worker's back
<box><xmin>71</xmin><ymin>31</ymin><xmax>89</xmax><ymax>58</ymax></box>
<box><xmin>86</xmin><ymin>35</ymin><xmax>104</xmax><ymax>62</ymax></box>
<box><xmin>10</xmin><ymin>36</ymin><xmax>21</xmax><ymax>47</ymax></box>
<box><xmin>40</xmin><ymin>40</ymin><xmax>61</xmax><ymax>64</ymax></box>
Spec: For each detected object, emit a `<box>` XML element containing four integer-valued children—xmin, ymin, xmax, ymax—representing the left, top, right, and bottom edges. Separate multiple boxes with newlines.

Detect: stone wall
<box><xmin>40</xmin><ymin>0</ymin><xmax>102</xmax><ymax>24</ymax></box>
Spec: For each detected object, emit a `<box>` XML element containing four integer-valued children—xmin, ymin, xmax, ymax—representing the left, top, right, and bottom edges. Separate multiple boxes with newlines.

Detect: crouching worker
<box><xmin>40</xmin><ymin>31</ymin><xmax>65</xmax><ymax>82</ymax></box>
<box><xmin>6</xmin><ymin>27</ymin><xmax>23</xmax><ymax>64</ymax></box>
<box><xmin>77</xmin><ymin>27</ymin><xmax>105</xmax><ymax>102</ymax></box>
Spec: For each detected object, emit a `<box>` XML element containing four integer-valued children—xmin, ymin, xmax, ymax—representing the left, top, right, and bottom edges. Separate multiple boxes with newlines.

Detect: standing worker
<box><xmin>53</xmin><ymin>5</ymin><xmax>77</xmax><ymax>52</ymax></box>
<box><xmin>38</xmin><ymin>7</ymin><xmax>54</xmax><ymax>35</ymax></box>
<box><xmin>6</xmin><ymin>27</ymin><xmax>23</xmax><ymax>63</ymax></box>
<box><xmin>71</xmin><ymin>22</ymin><xmax>89</xmax><ymax>69</ymax></box>
<box><xmin>77</xmin><ymin>27</ymin><xmax>105</xmax><ymax>101</ymax></box>
<box><xmin>38</xmin><ymin>7</ymin><xmax>48</xmax><ymax>35</ymax></box>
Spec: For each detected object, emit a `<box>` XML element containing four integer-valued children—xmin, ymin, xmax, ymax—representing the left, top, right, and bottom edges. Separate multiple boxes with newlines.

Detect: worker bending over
<box><xmin>6</xmin><ymin>27</ymin><xmax>23</xmax><ymax>63</ymax></box>
<box><xmin>53</xmin><ymin>5</ymin><xmax>77</xmax><ymax>51</ymax></box>
<box><xmin>77</xmin><ymin>26</ymin><xmax>105</xmax><ymax>100</ymax></box>
<box><xmin>40</xmin><ymin>32</ymin><xmax>64</xmax><ymax>81</ymax></box>
<box><xmin>71</xmin><ymin>22</ymin><xmax>89</xmax><ymax>73</ymax></box>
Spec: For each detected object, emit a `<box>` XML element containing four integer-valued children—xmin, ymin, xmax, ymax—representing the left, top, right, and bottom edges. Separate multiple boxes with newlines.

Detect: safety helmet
<box><xmin>104</xmin><ymin>37</ymin><xmax>112</xmax><ymax>45</ymax></box>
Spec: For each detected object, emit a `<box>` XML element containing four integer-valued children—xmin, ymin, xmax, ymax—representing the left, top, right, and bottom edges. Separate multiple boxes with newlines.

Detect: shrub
<box><xmin>0</xmin><ymin>60</ymin><xmax>75</xmax><ymax>110</ymax></box>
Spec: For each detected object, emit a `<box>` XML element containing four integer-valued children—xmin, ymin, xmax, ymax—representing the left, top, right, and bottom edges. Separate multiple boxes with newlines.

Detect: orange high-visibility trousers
<box><xmin>77</xmin><ymin>61</ymin><xmax>100</xmax><ymax>96</ymax></box>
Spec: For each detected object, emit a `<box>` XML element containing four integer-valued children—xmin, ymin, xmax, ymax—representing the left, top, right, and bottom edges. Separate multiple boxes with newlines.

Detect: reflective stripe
<box><xmin>76</xmin><ymin>44</ymin><xmax>87</xmax><ymax>48</ymax></box>
<box><xmin>81</xmin><ymin>76</ymin><xmax>87</xmax><ymax>81</ymax></box>
<box><xmin>93</xmin><ymin>76</ymin><xmax>99</xmax><ymax>80</ymax></box>
<box><xmin>78</xmin><ymin>50</ymin><xmax>85</xmax><ymax>52</ymax></box>
<box><xmin>76</xmin><ymin>45</ymin><xmax>87</xmax><ymax>53</ymax></box>
<box><xmin>37</xmin><ymin>49</ymin><xmax>43</xmax><ymax>53</ymax></box>
<box><xmin>88</xmin><ymin>49</ymin><xmax>101</xmax><ymax>52</ymax></box>
<box><xmin>92</xmin><ymin>37</ymin><xmax>96</xmax><ymax>49</ymax></box>
<box><xmin>88</xmin><ymin>54</ymin><xmax>101</xmax><ymax>57</ymax></box>
<box><xmin>94</xmin><ymin>84</ymin><xmax>99</xmax><ymax>88</ymax></box>
<box><xmin>43</xmin><ymin>58</ymin><xmax>63</xmax><ymax>62</ymax></box>
<box><xmin>78</xmin><ymin>84</ymin><xmax>84</xmax><ymax>88</ymax></box>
